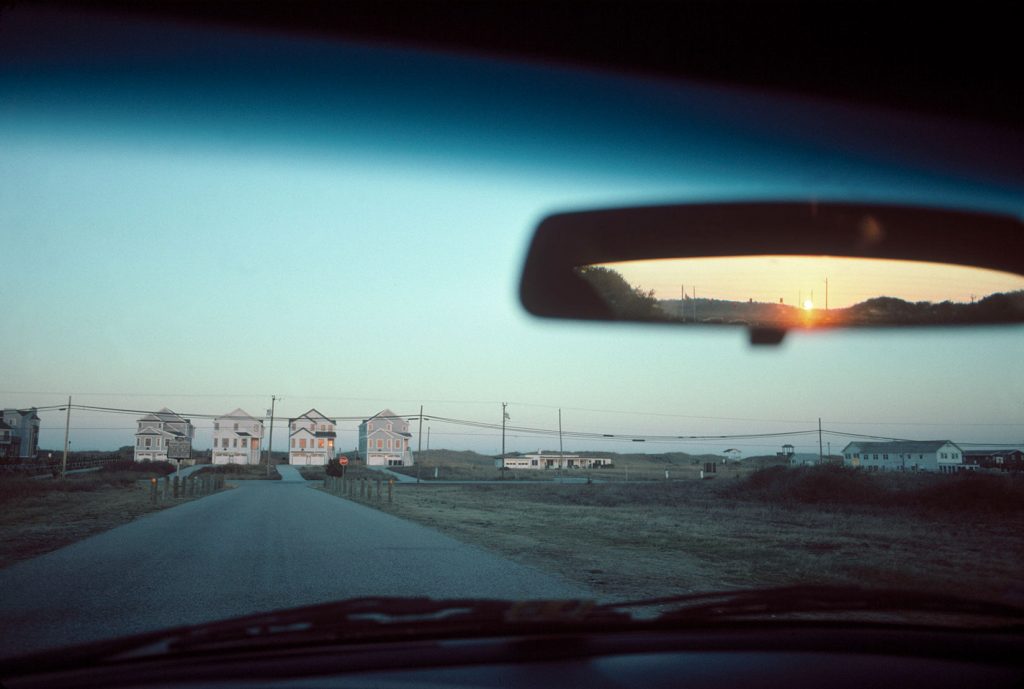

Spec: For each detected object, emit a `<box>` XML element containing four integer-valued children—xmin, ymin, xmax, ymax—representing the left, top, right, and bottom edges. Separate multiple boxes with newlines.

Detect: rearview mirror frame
<box><xmin>519</xmin><ymin>202</ymin><xmax>1024</xmax><ymax>342</ymax></box>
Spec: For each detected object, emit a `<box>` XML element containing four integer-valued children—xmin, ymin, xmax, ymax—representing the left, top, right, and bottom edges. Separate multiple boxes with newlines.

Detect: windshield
<box><xmin>1</xmin><ymin>7</ymin><xmax>1022</xmax><ymax>659</ymax></box>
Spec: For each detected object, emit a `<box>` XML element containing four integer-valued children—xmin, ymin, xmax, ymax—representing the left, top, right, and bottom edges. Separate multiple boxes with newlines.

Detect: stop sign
<box><xmin>339</xmin><ymin>456</ymin><xmax>349</xmax><ymax>466</ymax></box>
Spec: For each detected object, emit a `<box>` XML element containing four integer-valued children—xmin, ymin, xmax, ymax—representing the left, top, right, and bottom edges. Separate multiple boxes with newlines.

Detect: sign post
<box><xmin>167</xmin><ymin>438</ymin><xmax>192</xmax><ymax>477</ymax></box>
<box><xmin>339</xmin><ymin>455</ymin><xmax>349</xmax><ymax>478</ymax></box>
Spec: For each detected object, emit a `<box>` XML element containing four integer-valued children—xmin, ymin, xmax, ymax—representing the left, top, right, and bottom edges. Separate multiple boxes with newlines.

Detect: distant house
<box><xmin>963</xmin><ymin>449</ymin><xmax>1024</xmax><ymax>472</ymax></box>
<box><xmin>0</xmin><ymin>408</ymin><xmax>40</xmax><ymax>460</ymax></box>
<box><xmin>212</xmin><ymin>408</ymin><xmax>264</xmax><ymax>465</ymax></box>
<box><xmin>841</xmin><ymin>440</ymin><xmax>968</xmax><ymax>473</ymax></box>
<box><xmin>788</xmin><ymin>453</ymin><xmax>822</xmax><ymax>466</ymax></box>
<box><xmin>134</xmin><ymin>408</ymin><xmax>196</xmax><ymax>463</ymax></box>
<box><xmin>288</xmin><ymin>409</ymin><xmax>337</xmax><ymax>465</ymax></box>
<box><xmin>359</xmin><ymin>409</ymin><xmax>413</xmax><ymax>467</ymax></box>
<box><xmin>501</xmin><ymin>452</ymin><xmax>612</xmax><ymax>470</ymax></box>
<box><xmin>778</xmin><ymin>444</ymin><xmax>820</xmax><ymax>466</ymax></box>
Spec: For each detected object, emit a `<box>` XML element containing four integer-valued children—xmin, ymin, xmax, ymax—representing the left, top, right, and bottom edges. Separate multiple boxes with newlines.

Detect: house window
<box><xmin>377</xmin><ymin>439</ymin><xmax>383</xmax><ymax>449</ymax></box>
<box><xmin>299</xmin><ymin>439</ymin><xmax>307</xmax><ymax>449</ymax></box>
<box><xmin>234</xmin><ymin>423</ymin><xmax>238</xmax><ymax>430</ymax></box>
<box><xmin>214</xmin><ymin>422</ymin><xmax>219</xmax><ymax>430</ymax></box>
<box><xmin>233</xmin><ymin>438</ymin><xmax>238</xmax><ymax>448</ymax></box>
<box><xmin>328</xmin><ymin>439</ymin><xmax>334</xmax><ymax>448</ymax></box>
<box><xmin>145</xmin><ymin>438</ymin><xmax>152</xmax><ymax>448</ymax></box>
<box><xmin>291</xmin><ymin>439</ymin><xmax>295</xmax><ymax>448</ymax></box>
<box><xmin>318</xmin><ymin>439</ymin><xmax>324</xmax><ymax>448</ymax></box>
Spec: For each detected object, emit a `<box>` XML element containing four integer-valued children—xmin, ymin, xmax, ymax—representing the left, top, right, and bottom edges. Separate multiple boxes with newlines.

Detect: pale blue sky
<box><xmin>1</xmin><ymin>8</ymin><xmax>1021</xmax><ymax>456</ymax></box>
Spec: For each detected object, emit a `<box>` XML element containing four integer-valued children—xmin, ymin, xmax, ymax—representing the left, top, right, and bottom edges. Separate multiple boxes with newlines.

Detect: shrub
<box><xmin>100</xmin><ymin>460</ymin><xmax>175</xmax><ymax>476</ymax></box>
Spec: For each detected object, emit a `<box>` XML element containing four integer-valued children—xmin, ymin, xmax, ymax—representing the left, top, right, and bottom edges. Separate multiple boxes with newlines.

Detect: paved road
<box><xmin>0</xmin><ymin>478</ymin><xmax>587</xmax><ymax>658</ymax></box>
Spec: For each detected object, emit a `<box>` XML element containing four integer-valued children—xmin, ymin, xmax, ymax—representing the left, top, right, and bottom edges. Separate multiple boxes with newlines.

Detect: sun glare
<box><xmin>803</xmin><ymin>299</ymin><xmax>814</xmax><ymax>310</ymax></box>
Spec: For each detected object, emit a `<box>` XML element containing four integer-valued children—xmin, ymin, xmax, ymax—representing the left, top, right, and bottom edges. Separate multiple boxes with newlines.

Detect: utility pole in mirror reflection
<box><xmin>818</xmin><ymin>417</ymin><xmax>823</xmax><ymax>463</ymax></box>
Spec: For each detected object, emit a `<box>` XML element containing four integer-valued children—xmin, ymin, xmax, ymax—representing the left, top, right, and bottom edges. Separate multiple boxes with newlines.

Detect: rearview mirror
<box><xmin>519</xmin><ymin>202</ymin><xmax>1024</xmax><ymax>344</ymax></box>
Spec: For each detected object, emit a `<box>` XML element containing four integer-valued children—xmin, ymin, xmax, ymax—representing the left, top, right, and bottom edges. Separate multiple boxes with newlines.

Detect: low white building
<box><xmin>841</xmin><ymin>440</ymin><xmax>968</xmax><ymax>473</ymax></box>
<box><xmin>212</xmin><ymin>408</ymin><xmax>263</xmax><ymax>465</ymax></box>
<box><xmin>500</xmin><ymin>452</ymin><xmax>612</xmax><ymax>470</ymax></box>
<box><xmin>359</xmin><ymin>409</ymin><xmax>413</xmax><ymax>467</ymax></box>
<box><xmin>288</xmin><ymin>408</ymin><xmax>337</xmax><ymax>465</ymax></box>
<box><xmin>134</xmin><ymin>408</ymin><xmax>195</xmax><ymax>464</ymax></box>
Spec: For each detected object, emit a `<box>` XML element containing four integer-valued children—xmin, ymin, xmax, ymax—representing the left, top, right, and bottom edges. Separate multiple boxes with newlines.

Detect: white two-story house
<box><xmin>359</xmin><ymin>409</ymin><xmax>413</xmax><ymax>466</ymax></box>
<box><xmin>134</xmin><ymin>408</ymin><xmax>195</xmax><ymax>463</ymax></box>
<box><xmin>212</xmin><ymin>408</ymin><xmax>264</xmax><ymax>465</ymax></box>
<box><xmin>288</xmin><ymin>408</ymin><xmax>337</xmax><ymax>465</ymax></box>
<box><xmin>0</xmin><ymin>408</ymin><xmax>40</xmax><ymax>460</ymax></box>
<box><xmin>841</xmin><ymin>440</ymin><xmax>968</xmax><ymax>473</ymax></box>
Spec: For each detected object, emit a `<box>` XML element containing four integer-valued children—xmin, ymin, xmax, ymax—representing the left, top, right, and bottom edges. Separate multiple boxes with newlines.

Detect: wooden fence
<box><xmin>148</xmin><ymin>474</ymin><xmax>226</xmax><ymax>504</ymax></box>
<box><xmin>323</xmin><ymin>475</ymin><xmax>393</xmax><ymax>505</ymax></box>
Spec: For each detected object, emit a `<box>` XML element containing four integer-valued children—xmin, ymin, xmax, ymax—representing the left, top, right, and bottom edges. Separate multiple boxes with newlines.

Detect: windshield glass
<box><xmin>1</xmin><ymin>7</ymin><xmax>1022</xmax><ymax>659</ymax></box>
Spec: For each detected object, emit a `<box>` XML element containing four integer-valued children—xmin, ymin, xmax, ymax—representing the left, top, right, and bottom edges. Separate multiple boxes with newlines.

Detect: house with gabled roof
<box><xmin>212</xmin><ymin>408</ymin><xmax>264</xmax><ymax>465</ymax></box>
<box><xmin>0</xmin><ymin>408</ymin><xmax>40</xmax><ymax>459</ymax></box>
<box><xmin>359</xmin><ymin>409</ymin><xmax>413</xmax><ymax>467</ymax></box>
<box><xmin>134</xmin><ymin>407</ymin><xmax>195</xmax><ymax>463</ymax></box>
<box><xmin>841</xmin><ymin>440</ymin><xmax>968</xmax><ymax>473</ymax></box>
<box><xmin>288</xmin><ymin>408</ymin><xmax>337</xmax><ymax>465</ymax></box>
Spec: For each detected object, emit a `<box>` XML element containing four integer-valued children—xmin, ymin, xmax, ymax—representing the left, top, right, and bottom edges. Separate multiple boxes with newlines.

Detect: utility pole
<box><xmin>426</xmin><ymin>426</ymin><xmax>430</xmax><ymax>453</ymax></box>
<box><xmin>265</xmin><ymin>395</ymin><xmax>276</xmax><ymax>478</ymax></box>
<box><xmin>501</xmin><ymin>402</ymin><xmax>508</xmax><ymax>460</ymax></box>
<box><xmin>818</xmin><ymin>417</ymin><xmax>823</xmax><ymax>463</ymax></box>
<box><xmin>558</xmin><ymin>408</ymin><xmax>564</xmax><ymax>471</ymax></box>
<box><xmin>417</xmin><ymin>404</ymin><xmax>423</xmax><ymax>483</ymax></box>
<box><xmin>61</xmin><ymin>395</ymin><xmax>71</xmax><ymax>479</ymax></box>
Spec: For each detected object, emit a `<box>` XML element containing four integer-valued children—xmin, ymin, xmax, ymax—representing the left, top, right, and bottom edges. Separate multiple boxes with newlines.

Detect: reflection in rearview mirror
<box><xmin>579</xmin><ymin>256</ymin><xmax>1024</xmax><ymax>329</ymax></box>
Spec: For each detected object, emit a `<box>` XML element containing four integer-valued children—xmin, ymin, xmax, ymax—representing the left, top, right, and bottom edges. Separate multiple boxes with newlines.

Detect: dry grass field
<box><xmin>368</xmin><ymin>467</ymin><xmax>1024</xmax><ymax>602</ymax></box>
<box><xmin>0</xmin><ymin>465</ymin><xmax>228</xmax><ymax>568</ymax></box>
<box><xmin>200</xmin><ymin>463</ymin><xmax>281</xmax><ymax>480</ymax></box>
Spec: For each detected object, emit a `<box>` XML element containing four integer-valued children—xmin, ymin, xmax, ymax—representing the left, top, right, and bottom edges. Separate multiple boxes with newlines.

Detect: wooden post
<box><xmin>388</xmin><ymin>478</ymin><xmax>393</xmax><ymax>504</ymax></box>
<box><xmin>376</xmin><ymin>478</ymin><xmax>382</xmax><ymax>502</ymax></box>
<box><xmin>150</xmin><ymin>477</ymin><xmax>158</xmax><ymax>504</ymax></box>
<box><xmin>173</xmin><ymin>475</ymin><xmax>180</xmax><ymax>498</ymax></box>
<box><xmin>163</xmin><ymin>476</ymin><xmax>170</xmax><ymax>499</ymax></box>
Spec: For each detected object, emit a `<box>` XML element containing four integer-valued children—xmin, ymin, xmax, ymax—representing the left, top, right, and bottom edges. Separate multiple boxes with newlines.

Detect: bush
<box><xmin>100</xmin><ymin>460</ymin><xmax>175</xmax><ymax>476</ymax></box>
<box><xmin>728</xmin><ymin>465</ymin><xmax>1024</xmax><ymax>512</ymax></box>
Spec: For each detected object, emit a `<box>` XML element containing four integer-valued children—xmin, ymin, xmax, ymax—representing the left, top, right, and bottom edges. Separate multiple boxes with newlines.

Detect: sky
<box><xmin>1</xmin><ymin>8</ymin><xmax>1022</xmax><ymax>458</ymax></box>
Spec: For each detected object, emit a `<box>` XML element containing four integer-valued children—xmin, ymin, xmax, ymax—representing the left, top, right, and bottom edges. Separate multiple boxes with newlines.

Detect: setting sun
<box><xmin>803</xmin><ymin>299</ymin><xmax>814</xmax><ymax>311</ymax></box>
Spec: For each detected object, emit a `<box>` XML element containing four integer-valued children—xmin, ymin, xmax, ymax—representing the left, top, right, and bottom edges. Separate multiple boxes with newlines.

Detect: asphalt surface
<box><xmin>0</xmin><ymin>476</ymin><xmax>588</xmax><ymax>658</ymax></box>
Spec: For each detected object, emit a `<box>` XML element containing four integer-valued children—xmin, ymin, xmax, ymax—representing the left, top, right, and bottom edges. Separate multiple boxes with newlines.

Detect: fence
<box><xmin>323</xmin><ymin>475</ymin><xmax>393</xmax><ymax>505</ymax></box>
<box><xmin>148</xmin><ymin>473</ymin><xmax>226</xmax><ymax>504</ymax></box>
